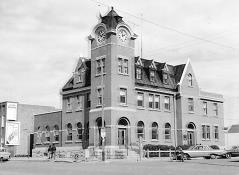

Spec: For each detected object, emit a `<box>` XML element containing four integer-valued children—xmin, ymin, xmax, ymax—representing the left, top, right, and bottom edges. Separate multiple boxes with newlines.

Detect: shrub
<box><xmin>143</xmin><ymin>144</ymin><xmax>175</xmax><ymax>151</ymax></box>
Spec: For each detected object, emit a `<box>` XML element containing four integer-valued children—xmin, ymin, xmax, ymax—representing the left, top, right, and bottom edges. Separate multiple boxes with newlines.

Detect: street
<box><xmin>1</xmin><ymin>158</ymin><xmax>239</xmax><ymax>175</ymax></box>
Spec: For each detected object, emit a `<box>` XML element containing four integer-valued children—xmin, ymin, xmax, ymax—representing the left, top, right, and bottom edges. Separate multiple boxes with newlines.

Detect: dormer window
<box><xmin>136</xmin><ymin>67</ymin><xmax>142</xmax><ymax>80</ymax></box>
<box><xmin>163</xmin><ymin>73</ymin><xmax>168</xmax><ymax>84</ymax></box>
<box><xmin>150</xmin><ymin>71</ymin><xmax>155</xmax><ymax>82</ymax></box>
<box><xmin>75</xmin><ymin>69</ymin><xmax>83</xmax><ymax>83</ymax></box>
<box><xmin>188</xmin><ymin>73</ymin><xmax>193</xmax><ymax>86</ymax></box>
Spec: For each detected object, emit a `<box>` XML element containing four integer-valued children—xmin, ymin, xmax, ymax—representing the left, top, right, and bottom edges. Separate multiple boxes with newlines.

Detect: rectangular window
<box><xmin>66</xmin><ymin>97</ymin><xmax>72</xmax><ymax>112</ymax></box>
<box><xmin>150</xmin><ymin>71</ymin><xmax>155</xmax><ymax>82</ymax></box>
<box><xmin>76</xmin><ymin>95</ymin><xmax>83</xmax><ymax>111</ymax></box>
<box><xmin>97</xmin><ymin>88</ymin><xmax>103</xmax><ymax>106</ymax></box>
<box><xmin>202</xmin><ymin>125</ymin><xmax>206</xmax><ymax>139</ymax></box>
<box><xmin>136</xmin><ymin>68</ymin><xmax>142</xmax><ymax>80</ymax></box>
<box><xmin>149</xmin><ymin>94</ymin><xmax>154</xmax><ymax>109</ymax></box>
<box><xmin>206</xmin><ymin>125</ymin><xmax>210</xmax><ymax>139</ymax></box>
<box><xmin>123</xmin><ymin>59</ymin><xmax>128</xmax><ymax>74</ymax></box>
<box><xmin>118</xmin><ymin>58</ymin><xmax>123</xmax><ymax>73</ymax></box>
<box><xmin>213</xmin><ymin>103</ymin><xmax>218</xmax><ymax>116</ymax></box>
<box><xmin>96</xmin><ymin>60</ymin><xmax>101</xmax><ymax>75</ymax></box>
<box><xmin>137</xmin><ymin>92</ymin><xmax>144</xmax><ymax>107</ymax></box>
<box><xmin>163</xmin><ymin>73</ymin><xmax>168</xmax><ymax>84</ymax></box>
<box><xmin>120</xmin><ymin>88</ymin><xmax>127</xmax><ymax>105</ymax></box>
<box><xmin>202</xmin><ymin>125</ymin><xmax>210</xmax><ymax>140</ymax></box>
<box><xmin>214</xmin><ymin>126</ymin><xmax>219</xmax><ymax>140</ymax></box>
<box><xmin>118</xmin><ymin>58</ymin><xmax>128</xmax><ymax>75</ymax></box>
<box><xmin>164</xmin><ymin>96</ymin><xmax>170</xmax><ymax>110</ymax></box>
<box><xmin>96</xmin><ymin>58</ymin><xmax>105</xmax><ymax>75</ymax></box>
<box><xmin>203</xmin><ymin>101</ymin><xmax>207</xmax><ymax>115</ymax></box>
<box><xmin>86</xmin><ymin>93</ymin><xmax>91</xmax><ymax>108</ymax></box>
<box><xmin>155</xmin><ymin>95</ymin><xmax>160</xmax><ymax>109</ymax></box>
<box><xmin>102</xmin><ymin>58</ymin><xmax>105</xmax><ymax>73</ymax></box>
<box><xmin>188</xmin><ymin>98</ymin><xmax>194</xmax><ymax>112</ymax></box>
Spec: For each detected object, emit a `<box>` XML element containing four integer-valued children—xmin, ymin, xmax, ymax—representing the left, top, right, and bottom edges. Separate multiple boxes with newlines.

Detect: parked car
<box><xmin>0</xmin><ymin>147</ymin><xmax>11</xmax><ymax>161</ymax></box>
<box><xmin>182</xmin><ymin>145</ymin><xmax>230</xmax><ymax>159</ymax></box>
<box><xmin>226</xmin><ymin>146</ymin><xmax>239</xmax><ymax>157</ymax></box>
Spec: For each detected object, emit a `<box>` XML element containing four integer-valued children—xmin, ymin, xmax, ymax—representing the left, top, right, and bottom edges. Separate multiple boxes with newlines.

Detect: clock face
<box><xmin>118</xmin><ymin>28</ymin><xmax>128</xmax><ymax>42</ymax></box>
<box><xmin>96</xmin><ymin>28</ymin><xmax>106</xmax><ymax>44</ymax></box>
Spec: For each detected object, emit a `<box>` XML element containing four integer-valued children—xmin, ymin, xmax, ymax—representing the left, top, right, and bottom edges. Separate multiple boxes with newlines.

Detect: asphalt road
<box><xmin>1</xmin><ymin>158</ymin><xmax>239</xmax><ymax>175</ymax></box>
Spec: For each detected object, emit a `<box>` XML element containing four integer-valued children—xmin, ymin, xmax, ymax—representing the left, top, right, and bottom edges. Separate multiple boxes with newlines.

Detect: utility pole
<box><xmin>101</xmin><ymin>59</ymin><xmax>106</xmax><ymax>161</ymax></box>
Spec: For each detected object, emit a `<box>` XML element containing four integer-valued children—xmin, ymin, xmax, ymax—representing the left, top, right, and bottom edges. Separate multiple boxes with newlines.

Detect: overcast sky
<box><xmin>0</xmin><ymin>0</ymin><xmax>238</xmax><ymax>126</ymax></box>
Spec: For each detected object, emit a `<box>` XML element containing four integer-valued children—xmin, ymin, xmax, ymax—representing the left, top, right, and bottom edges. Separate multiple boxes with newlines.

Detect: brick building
<box><xmin>34</xmin><ymin>8</ymin><xmax>224</xmax><ymax>156</ymax></box>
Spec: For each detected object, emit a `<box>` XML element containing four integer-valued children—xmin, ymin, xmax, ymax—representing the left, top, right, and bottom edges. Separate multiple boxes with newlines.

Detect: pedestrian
<box><xmin>178</xmin><ymin>146</ymin><xmax>184</xmax><ymax>162</ymax></box>
<box><xmin>47</xmin><ymin>145</ymin><xmax>52</xmax><ymax>159</ymax></box>
<box><xmin>51</xmin><ymin>144</ymin><xmax>56</xmax><ymax>160</ymax></box>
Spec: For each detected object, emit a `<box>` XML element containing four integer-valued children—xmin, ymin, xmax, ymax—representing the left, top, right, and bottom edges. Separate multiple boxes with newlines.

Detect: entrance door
<box><xmin>118</xmin><ymin>128</ymin><xmax>126</xmax><ymax>146</ymax></box>
<box><xmin>187</xmin><ymin>131</ymin><xmax>194</xmax><ymax>145</ymax></box>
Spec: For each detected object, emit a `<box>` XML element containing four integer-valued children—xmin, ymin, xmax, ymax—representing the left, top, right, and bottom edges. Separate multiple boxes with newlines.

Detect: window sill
<box><xmin>118</xmin><ymin>73</ymin><xmax>129</xmax><ymax>76</ymax></box>
<box><xmin>36</xmin><ymin>143</ymin><xmax>42</xmax><ymax>145</ymax></box>
<box><xmin>65</xmin><ymin>141</ymin><xmax>73</xmax><ymax>144</ymax></box>
<box><xmin>75</xmin><ymin>140</ymin><xmax>82</xmax><ymax>143</ymax></box>
<box><xmin>120</xmin><ymin>104</ymin><xmax>128</xmax><ymax>107</ymax></box>
<box><xmin>137</xmin><ymin>107</ymin><xmax>145</xmax><ymax>110</ymax></box>
<box><xmin>96</xmin><ymin>105</ymin><xmax>103</xmax><ymax>108</ymax></box>
<box><xmin>75</xmin><ymin>109</ymin><xmax>83</xmax><ymax>112</ymax></box>
<box><xmin>202</xmin><ymin>139</ymin><xmax>211</xmax><ymax>141</ymax></box>
<box><xmin>43</xmin><ymin>142</ymin><xmax>50</xmax><ymax>145</ymax></box>
<box><xmin>188</xmin><ymin>85</ymin><xmax>193</xmax><ymax>88</ymax></box>
<box><xmin>188</xmin><ymin>111</ymin><xmax>195</xmax><ymax>114</ymax></box>
<box><xmin>52</xmin><ymin>141</ymin><xmax>59</xmax><ymax>144</ymax></box>
<box><xmin>66</xmin><ymin>110</ymin><xmax>72</xmax><ymax>113</ymax></box>
<box><xmin>151</xmin><ymin>139</ymin><xmax>159</xmax><ymax>142</ymax></box>
<box><xmin>148</xmin><ymin>108</ymin><xmax>161</xmax><ymax>112</ymax></box>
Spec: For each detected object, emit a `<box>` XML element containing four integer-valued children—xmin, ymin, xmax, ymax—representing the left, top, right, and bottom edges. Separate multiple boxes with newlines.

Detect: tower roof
<box><xmin>101</xmin><ymin>7</ymin><xmax>123</xmax><ymax>30</ymax></box>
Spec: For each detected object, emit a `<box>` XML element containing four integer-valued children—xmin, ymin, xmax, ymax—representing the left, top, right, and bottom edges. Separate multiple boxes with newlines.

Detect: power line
<box><xmin>89</xmin><ymin>0</ymin><xmax>237</xmax><ymax>50</ymax></box>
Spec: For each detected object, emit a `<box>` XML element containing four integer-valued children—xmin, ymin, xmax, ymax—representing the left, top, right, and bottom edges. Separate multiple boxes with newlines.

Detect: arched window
<box><xmin>66</xmin><ymin>123</ymin><xmax>73</xmax><ymax>141</ymax></box>
<box><xmin>45</xmin><ymin>125</ymin><xmax>50</xmax><ymax>142</ymax></box>
<box><xmin>36</xmin><ymin>126</ymin><xmax>42</xmax><ymax>144</ymax></box>
<box><xmin>77</xmin><ymin>122</ymin><xmax>83</xmax><ymax>140</ymax></box>
<box><xmin>188</xmin><ymin>73</ymin><xmax>193</xmax><ymax>86</ymax></box>
<box><xmin>152</xmin><ymin>122</ymin><xmax>158</xmax><ymax>140</ymax></box>
<box><xmin>164</xmin><ymin>123</ymin><xmax>171</xmax><ymax>140</ymax></box>
<box><xmin>137</xmin><ymin>121</ymin><xmax>145</xmax><ymax>139</ymax></box>
<box><xmin>53</xmin><ymin>125</ymin><xmax>59</xmax><ymax>142</ymax></box>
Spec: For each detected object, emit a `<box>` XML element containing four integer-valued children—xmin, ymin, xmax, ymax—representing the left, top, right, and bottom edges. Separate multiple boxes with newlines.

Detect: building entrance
<box><xmin>187</xmin><ymin>122</ymin><xmax>196</xmax><ymax>145</ymax></box>
<box><xmin>117</xmin><ymin>117</ymin><xmax>130</xmax><ymax>148</ymax></box>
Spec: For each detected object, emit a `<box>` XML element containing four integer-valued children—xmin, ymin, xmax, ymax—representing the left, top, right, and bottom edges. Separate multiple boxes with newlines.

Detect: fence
<box><xmin>144</xmin><ymin>149</ymin><xmax>175</xmax><ymax>159</ymax></box>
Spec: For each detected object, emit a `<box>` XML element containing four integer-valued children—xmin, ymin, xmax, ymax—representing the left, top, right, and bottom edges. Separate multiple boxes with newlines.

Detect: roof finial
<box><xmin>111</xmin><ymin>6</ymin><xmax>114</xmax><ymax>10</ymax></box>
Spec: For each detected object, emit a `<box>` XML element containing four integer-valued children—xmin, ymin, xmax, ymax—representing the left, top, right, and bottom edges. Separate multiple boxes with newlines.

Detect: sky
<box><xmin>0</xmin><ymin>0</ymin><xmax>238</xmax><ymax>126</ymax></box>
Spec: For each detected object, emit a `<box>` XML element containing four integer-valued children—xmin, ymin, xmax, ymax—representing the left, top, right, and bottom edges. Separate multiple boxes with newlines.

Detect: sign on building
<box><xmin>6</xmin><ymin>102</ymin><xmax>18</xmax><ymax>121</ymax></box>
<box><xmin>5</xmin><ymin>122</ymin><xmax>20</xmax><ymax>145</ymax></box>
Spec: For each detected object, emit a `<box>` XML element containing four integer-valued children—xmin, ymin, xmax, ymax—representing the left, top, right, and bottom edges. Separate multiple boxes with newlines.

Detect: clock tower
<box><xmin>88</xmin><ymin>7</ymin><xmax>137</xmax><ymax>148</ymax></box>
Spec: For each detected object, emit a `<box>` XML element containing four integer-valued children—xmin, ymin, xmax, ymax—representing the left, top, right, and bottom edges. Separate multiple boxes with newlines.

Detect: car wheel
<box><xmin>183</xmin><ymin>154</ymin><xmax>190</xmax><ymax>160</ymax></box>
<box><xmin>225</xmin><ymin>153</ymin><xmax>231</xmax><ymax>159</ymax></box>
<box><xmin>210</xmin><ymin>154</ymin><xmax>217</xmax><ymax>159</ymax></box>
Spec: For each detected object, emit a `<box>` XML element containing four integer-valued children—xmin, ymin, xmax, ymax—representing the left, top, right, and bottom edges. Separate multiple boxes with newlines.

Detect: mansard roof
<box><xmin>135</xmin><ymin>57</ymin><xmax>186</xmax><ymax>90</ymax></box>
<box><xmin>62</xmin><ymin>58</ymin><xmax>91</xmax><ymax>92</ymax></box>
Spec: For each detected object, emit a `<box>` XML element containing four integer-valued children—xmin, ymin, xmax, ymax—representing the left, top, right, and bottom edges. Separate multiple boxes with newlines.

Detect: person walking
<box><xmin>51</xmin><ymin>144</ymin><xmax>56</xmax><ymax>160</ymax></box>
<box><xmin>47</xmin><ymin>145</ymin><xmax>52</xmax><ymax>159</ymax></box>
<box><xmin>178</xmin><ymin>146</ymin><xmax>184</xmax><ymax>162</ymax></box>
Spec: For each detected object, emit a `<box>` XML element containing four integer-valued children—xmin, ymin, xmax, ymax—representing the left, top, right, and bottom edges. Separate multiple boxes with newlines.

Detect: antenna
<box><xmin>140</xmin><ymin>13</ymin><xmax>143</xmax><ymax>58</ymax></box>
